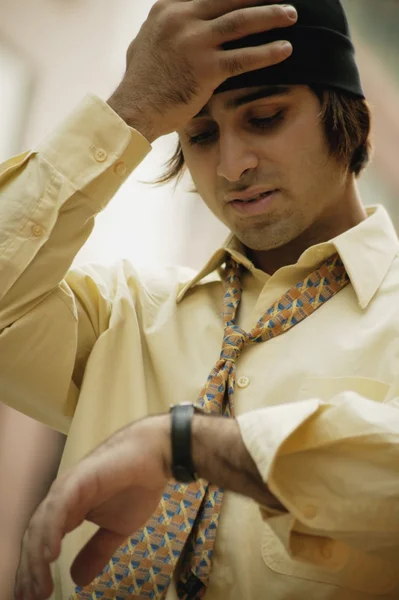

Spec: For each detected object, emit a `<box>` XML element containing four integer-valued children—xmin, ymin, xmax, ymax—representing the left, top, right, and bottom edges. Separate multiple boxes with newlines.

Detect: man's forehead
<box><xmin>194</xmin><ymin>85</ymin><xmax>294</xmax><ymax>119</ymax></box>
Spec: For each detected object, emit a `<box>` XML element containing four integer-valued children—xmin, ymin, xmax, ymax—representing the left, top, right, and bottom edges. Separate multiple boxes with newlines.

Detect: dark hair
<box><xmin>153</xmin><ymin>87</ymin><xmax>372</xmax><ymax>186</ymax></box>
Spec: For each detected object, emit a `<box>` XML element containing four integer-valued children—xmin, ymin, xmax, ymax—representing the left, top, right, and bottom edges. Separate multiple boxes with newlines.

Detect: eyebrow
<box><xmin>194</xmin><ymin>85</ymin><xmax>292</xmax><ymax>119</ymax></box>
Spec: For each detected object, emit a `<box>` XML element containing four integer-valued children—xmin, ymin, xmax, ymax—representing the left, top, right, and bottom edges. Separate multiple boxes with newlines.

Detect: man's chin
<box><xmin>232</xmin><ymin>220</ymin><xmax>300</xmax><ymax>253</ymax></box>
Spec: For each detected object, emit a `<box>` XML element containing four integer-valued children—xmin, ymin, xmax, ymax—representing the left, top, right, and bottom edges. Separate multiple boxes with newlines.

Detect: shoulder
<box><xmin>66</xmin><ymin>258</ymin><xmax>202</xmax><ymax>304</ymax></box>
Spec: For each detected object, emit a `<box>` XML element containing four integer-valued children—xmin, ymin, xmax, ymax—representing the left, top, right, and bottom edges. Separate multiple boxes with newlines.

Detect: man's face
<box><xmin>178</xmin><ymin>85</ymin><xmax>349</xmax><ymax>252</ymax></box>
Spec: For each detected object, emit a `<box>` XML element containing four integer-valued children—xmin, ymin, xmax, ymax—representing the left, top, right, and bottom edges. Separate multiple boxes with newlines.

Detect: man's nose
<box><xmin>216</xmin><ymin>136</ymin><xmax>258</xmax><ymax>182</ymax></box>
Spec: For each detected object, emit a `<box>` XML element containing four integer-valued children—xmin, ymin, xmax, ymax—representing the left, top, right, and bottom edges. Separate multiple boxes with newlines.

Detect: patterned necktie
<box><xmin>72</xmin><ymin>253</ymin><xmax>349</xmax><ymax>600</ymax></box>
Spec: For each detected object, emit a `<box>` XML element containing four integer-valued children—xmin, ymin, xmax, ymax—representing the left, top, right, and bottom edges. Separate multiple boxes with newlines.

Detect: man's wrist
<box><xmin>191</xmin><ymin>414</ymin><xmax>286</xmax><ymax>510</ymax></box>
<box><xmin>143</xmin><ymin>414</ymin><xmax>173</xmax><ymax>480</ymax></box>
<box><xmin>191</xmin><ymin>415</ymin><xmax>260</xmax><ymax>490</ymax></box>
<box><xmin>154</xmin><ymin>411</ymin><xmax>285</xmax><ymax>511</ymax></box>
<box><xmin>107</xmin><ymin>88</ymin><xmax>157</xmax><ymax>144</ymax></box>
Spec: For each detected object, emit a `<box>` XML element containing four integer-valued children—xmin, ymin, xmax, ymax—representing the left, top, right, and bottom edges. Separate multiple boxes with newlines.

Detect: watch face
<box><xmin>171</xmin><ymin>403</ymin><xmax>197</xmax><ymax>484</ymax></box>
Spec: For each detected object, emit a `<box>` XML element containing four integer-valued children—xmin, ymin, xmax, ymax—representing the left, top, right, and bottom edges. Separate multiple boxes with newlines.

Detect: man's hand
<box><xmin>14</xmin><ymin>413</ymin><xmax>283</xmax><ymax>600</ymax></box>
<box><xmin>14</xmin><ymin>416</ymin><xmax>171</xmax><ymax>600</ymax></box>
<box><xmin>107</xmin><ymin>0</ymin><xmax>297</xmax><ymax>142</ymax></box>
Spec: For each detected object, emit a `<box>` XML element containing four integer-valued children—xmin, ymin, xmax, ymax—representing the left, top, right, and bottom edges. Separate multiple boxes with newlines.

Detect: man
<box><xmin>3</xmin><ymin>0</ymin><xmax>399</xmax><ymax>598</ymax></box>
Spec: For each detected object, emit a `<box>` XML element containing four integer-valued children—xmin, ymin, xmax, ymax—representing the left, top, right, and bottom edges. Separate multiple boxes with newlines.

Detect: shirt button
<box><xmin>303</xmin><ymin>504</ymin><xmax>318</xmax><ymax>520</ymax></box>
<box><xmin>114</xmin><ymin>161</ymin><xmax>127</xmax><ymax>176</ymax></box>
<box><xmin>321</xmin><ymin>544</ymin><xmax>333</xmax><ymax>560</ymax></box>
<box><xmin>94</xmin><ymin>148</ymin><xmax>108</xmax><ymax>162</ymax></box>
<box><xmin>237</xmin><ymin>376</ymin><xmax>250</xmax><ymax>389</ymax></box>
<box><xmin>31</xmin><ymin>225</ymin><xmax>43</xmax><ymax>238</ymax></box>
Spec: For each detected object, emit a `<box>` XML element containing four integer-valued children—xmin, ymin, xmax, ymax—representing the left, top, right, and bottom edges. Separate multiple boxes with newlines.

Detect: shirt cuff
<box><xmin>36</xmin><ymin>94</ymin><xmax>152</xmax><ymax>211</ymax></box>
<box><xmin>237</xmin><ymin>400</ymin><xmax>326</xmax><ymax>563</ymax></box>
<box><xmin>237</xmin><ymin>399</ymin><xmax>321</xmax><ymax>487</ymax></box>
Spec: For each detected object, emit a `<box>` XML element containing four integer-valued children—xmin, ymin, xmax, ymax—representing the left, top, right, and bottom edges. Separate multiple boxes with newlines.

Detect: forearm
<box><xmin>162</xmin><ymin>413</ymin><xmax>286</xmax><ymax>511</ymax></box>
<box><xmin>0</xmin><ymin>96</ymin><xmax>148</xmax><ymax>328</ymax></box>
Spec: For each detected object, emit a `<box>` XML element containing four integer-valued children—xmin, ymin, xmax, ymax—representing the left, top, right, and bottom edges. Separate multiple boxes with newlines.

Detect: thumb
<box><xmin>70</xmin><ymin>527</ymin><xmax>128</xmax><ymax>587</ymax></box>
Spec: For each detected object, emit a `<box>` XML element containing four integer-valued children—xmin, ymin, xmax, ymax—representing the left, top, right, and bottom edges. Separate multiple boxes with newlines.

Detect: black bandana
<box><xmin>215</xmin><ymin>0</ymin><xmax>365</xmax><ymax>98</ymax></box>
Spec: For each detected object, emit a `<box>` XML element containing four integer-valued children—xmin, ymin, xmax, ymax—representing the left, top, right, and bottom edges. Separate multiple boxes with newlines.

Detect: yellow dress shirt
<box><xmin>1</xmin><ymin>95</ymin><xmax>399</xmax><ymax>600</ymax></box>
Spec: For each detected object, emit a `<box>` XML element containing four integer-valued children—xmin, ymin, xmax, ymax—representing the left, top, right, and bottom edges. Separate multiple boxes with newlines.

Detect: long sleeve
<box><xmin>237</xmin><ymin>384</ymin><xmax>399</xmax><ymax>562</ymax></box>
<box><xmin>0</xmin><ymin>95</ymin><xmax>151</xmax><ymax>434</ymax></box>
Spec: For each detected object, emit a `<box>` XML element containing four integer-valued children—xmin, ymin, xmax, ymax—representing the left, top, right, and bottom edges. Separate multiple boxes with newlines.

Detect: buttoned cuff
<box><xmin>36</xmin><ymin>94</ymin><xmax>151</xmax><ymax>211</ymax></box>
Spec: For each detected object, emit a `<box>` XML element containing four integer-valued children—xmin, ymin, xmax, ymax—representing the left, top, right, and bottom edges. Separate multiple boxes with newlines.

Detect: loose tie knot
<box><xmin>220</xmin><ymin>326</ymin><xmax>248</xmax><ymax>362</ymax></box>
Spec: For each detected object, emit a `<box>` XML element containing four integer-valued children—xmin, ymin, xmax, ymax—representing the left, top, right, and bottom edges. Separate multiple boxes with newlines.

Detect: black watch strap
<box><xmin>170</xmin><ymin>403</ymin><xmax>198</xmax><ymax>483</ymax></box>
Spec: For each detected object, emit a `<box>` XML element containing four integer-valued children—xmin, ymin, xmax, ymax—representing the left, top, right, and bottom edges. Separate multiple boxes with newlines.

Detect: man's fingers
<box><xmin>14</xmin><ymin>537</ymin><xmax>28</xmax><ymax>600</ymax></box>
<box><xmin>210</xmin><ymin>4</ymin><xmax>297</xmax><ymax>43</ymax></box>
<box><xmin>15</xmin><ymin>504</ymin><xmax>58</xmax><ymax>600</ymax></box>
<box><xmin>26</xmin><ymin>536</ymin><xmax>54</xmax><ymax>600</ymax></box>
<box><xmin>196</xmin><ymin>0</ymin><xmax>282</xmax><ymax>20</ymax></box>
<box><xmin>14</xmin><ymin>475</ymin><xmax>88</xmax><ymax>599</ymax></box>
<box><xmin>218</xmin><ymin>39</ymin><xmax>292</xmax><ymax>77</ymax></box>
<box><xmin>40</xmin><ymin>472</ymin><xmax>92</xmax><ymax>563</ymax></box>
<box><xmin>15</xmin><ymin>531</ymin><xmax>38</xmax><ymax>600</ymax></box>
<box><xmin>70</xmin><ymin>528</ymin><xmax>128</xmax><ymax>587</ymax></box>
<box><xmin>26</xmin><ymin>502</ymin><xmax>59</xmax><ymax>600</ymax></box>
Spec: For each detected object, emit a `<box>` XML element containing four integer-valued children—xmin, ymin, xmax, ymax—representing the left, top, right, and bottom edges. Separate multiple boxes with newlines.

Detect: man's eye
<box><xmin>187</xmin><ymin>130</ymin><xmax>218</xmax><ymax>146</ymax></box>
<box><xmin>186</xmin><ymin>111</ymin><xmax>284</xmax><ymax>146</ymax></box>
<box><xmin>250</xmin><ymin>111</ymin><xmax>284</xmax><ymax>130</ymax></box>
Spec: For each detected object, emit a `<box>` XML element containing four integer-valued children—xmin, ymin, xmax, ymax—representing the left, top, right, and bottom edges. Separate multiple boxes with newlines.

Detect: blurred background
<box><xmin>0</xmin><ymin>0</ymin><xmax>398</xmax><ymax>596</ymax></box>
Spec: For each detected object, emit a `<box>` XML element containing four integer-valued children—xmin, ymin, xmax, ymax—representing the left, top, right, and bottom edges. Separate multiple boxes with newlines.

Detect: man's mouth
<box><xmin>234</xmin><ymin>190</ymin><xmax>276</xmax><ymax>203</ymax></box>
<box><xmin>228</xmin><ymin>189</ymin><xmax>279</xmax><ymax>216</ymax></box>
<box><xmin>225</xmin><ymin>186</ymin><xmax>279</xmax><ymax>203</ymax></box>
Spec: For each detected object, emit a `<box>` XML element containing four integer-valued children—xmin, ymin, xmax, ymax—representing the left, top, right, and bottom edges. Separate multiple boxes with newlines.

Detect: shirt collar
<box><xmin>177</xmin><ymin>205</ymin><xmax>399</xmax><ymax>308</ymax></box>
<box><xmin>333</xmin><ymin>205</ymin><xmax>399</xmax><ymax>308</ymax></box>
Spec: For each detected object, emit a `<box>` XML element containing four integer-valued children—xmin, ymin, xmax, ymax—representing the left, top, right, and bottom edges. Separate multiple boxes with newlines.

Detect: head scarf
<box><xmin>215</xmin><ymin>0</ymin><xmax>365</xmax><ymax>98</ymax></box>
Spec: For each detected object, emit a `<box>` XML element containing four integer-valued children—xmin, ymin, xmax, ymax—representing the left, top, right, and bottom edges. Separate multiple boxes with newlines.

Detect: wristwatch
<box><xmin>170</xmin><ymin>403</ymin><xmax>200</xmax><ymax>483</ymax></box>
